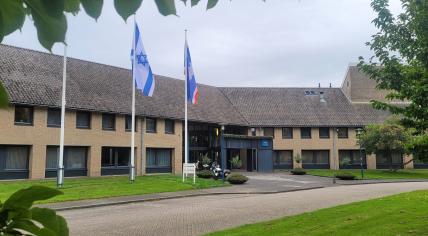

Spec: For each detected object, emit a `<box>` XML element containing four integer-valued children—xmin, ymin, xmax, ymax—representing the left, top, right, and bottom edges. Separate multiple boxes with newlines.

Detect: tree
<box><xmin>0</xmin><ymin>186</ymin><xmax>68</xmax><ymax>236</ymax></box>
<box><xmin>358</xmin><ymin>0</ymin><xmax>428</xmax><ymax>134</ymax></box>
<box><xmin>357</xmin><ymin>122</ymin><xmax>412</xmax><ymax>170</ymax></box>
<box><xmin>406</xmin><ymin>133</ymin><xmax>428</xmax><ymax>162</ymax></box>
<box><xmin>0</xmin><ymin>0</ymin><xmax>222</xmax><ymax>107</ymax></box>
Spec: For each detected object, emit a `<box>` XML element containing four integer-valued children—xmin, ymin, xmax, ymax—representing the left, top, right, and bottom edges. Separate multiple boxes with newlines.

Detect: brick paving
<box><xmin>59</xmin><ymin>182</ymin><xmax>428</xmax><ymax>236</ymax></box>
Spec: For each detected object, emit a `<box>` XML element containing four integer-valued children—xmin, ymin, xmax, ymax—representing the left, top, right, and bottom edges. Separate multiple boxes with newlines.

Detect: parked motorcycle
<box><xmin>210</xmin><ymin>161</ymin><xmax>231</xmax><ymax>179</ymax></box>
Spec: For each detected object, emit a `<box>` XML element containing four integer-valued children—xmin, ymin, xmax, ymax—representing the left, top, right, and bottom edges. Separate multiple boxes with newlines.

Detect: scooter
<box><xmin>210</xmin><ymin>161</ymin><xmax>231</xmax><ymax>179</ymax></box>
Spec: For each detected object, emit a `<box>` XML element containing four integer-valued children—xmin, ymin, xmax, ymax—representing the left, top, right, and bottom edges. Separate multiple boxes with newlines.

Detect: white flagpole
<box><xmin>58</xmin><ymin>42</ymin><xmax>67</xmax><ymax>188</ymax></box>
<box><xmin>184</xmin><ymin>29</ymin><xmax>188</xmax><ymax>164</ymax></box>
<box><xmin>130</xmin><ymin>15</ymin><xmax>137</xmax><ymax>182</ymax></box>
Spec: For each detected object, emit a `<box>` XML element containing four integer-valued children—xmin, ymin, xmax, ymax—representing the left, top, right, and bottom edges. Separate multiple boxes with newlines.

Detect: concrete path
<box><xmin>60</xmin><ymin>182</ymin><xmax>428</xmax><ymax>236</ymax></box>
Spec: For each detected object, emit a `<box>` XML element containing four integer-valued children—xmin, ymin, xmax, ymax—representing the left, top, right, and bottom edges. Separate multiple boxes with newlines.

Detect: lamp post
<box><xmin>355</xmin><ymin>127</ymin><xmax>364</xmax><ymax>179</ymax></box>
<box><xmin>220</xmin><ymin>125</ymin><xmax>226</xmax><ymax>182</ymax></box>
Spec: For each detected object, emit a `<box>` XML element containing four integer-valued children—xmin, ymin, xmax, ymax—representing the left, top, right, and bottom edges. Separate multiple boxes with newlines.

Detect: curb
<box><xmin>45</xmin><ymin>186</ymin><xmax>325</xmax><ymax>212</ymax></box>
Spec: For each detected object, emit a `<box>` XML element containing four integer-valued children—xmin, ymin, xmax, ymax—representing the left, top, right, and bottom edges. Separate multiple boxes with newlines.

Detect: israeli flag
<box><xmin>131</xmin><ymin>23</ymin><xmax>155</xmax><ymax>97</ymax></box>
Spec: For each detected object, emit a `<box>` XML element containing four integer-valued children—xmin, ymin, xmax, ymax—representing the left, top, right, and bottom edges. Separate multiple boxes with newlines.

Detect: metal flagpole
<box><xmin>58</xmin><ymin>42</ymin><xmax>67</xmax><ymax>188</ymax></box>
<box><xmin>130</xmin><ymin>14</ymin><xmax>137</xmax><ymax>182</ymax></box>
<box><xmin>184</xmin><ymin>29</ymin><xmax>188</xmax><ymax>164</ymax></box>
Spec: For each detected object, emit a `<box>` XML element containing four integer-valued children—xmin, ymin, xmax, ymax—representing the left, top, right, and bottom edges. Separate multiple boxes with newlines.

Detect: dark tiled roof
<box><xmin>0</xmin><ymin>44</ymin><xmax>390</xmax><ymax>127</ymax></box>
<box><xmin>0</xmin><ymin>44</ymin><xmax>247</xmax><ymax>125</ymax></box>
<box><xmin>219</xmin><ymin>87</ymin><xmax>390</xmax><ymax>127</ymax></box>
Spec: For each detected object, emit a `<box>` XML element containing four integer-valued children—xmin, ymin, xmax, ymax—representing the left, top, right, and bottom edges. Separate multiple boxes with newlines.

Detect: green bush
<box><xmin>226</xmin><ymin>173</ymin><xmax>248</xmax><ymax>184</ymax></box>
<box><xmin>335</xmin><ymin>171</ymin><xmax>356</xmax><ymax>180</ymax></box>
<box><xmin>291</xmin><ymin>168</ymin><xmax>306</xmax><ymax>175</ymax></box>
<box><xmin>197</xmin><ymin>170</ymin><xmax>213</xmax><ymax>179</ymax></box>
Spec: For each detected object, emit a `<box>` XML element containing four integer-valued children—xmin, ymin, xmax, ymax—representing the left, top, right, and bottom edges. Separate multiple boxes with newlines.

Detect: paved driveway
<box><xmin>60</xmin><ymin>182</ymin><xmax>428</xmax><ymax>236</ymax></box>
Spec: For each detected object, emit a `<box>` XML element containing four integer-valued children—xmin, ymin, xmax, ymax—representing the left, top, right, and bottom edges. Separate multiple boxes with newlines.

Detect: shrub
<box><xmin>229</xmin><ymin>155</ymin><xmax>242</xmax><ymax>169</ymax></box>
<box><xmin>226</xmin><ymin>173</ymin><xmax>248</xmax><ymax>184</ymax></box>
<box><xmin>197</xmin><ymin>170</ymin><xmax>213</xmax><ymax>179</ymax></box>
<box><xmin>290</xmin><ymin>168</ymin><xmax>306</xmax><ymax>175</ymax></box>
<box><xmin>335</xmin><ymin>171</ymin><xmax>356</xmax><ymax>180</ymax></box>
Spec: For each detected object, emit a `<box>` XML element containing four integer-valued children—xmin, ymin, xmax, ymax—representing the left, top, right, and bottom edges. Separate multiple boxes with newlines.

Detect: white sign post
<box><xmin>183</xmin><ymin>163</ymin><xmax>196</xmax><ymax>184</ymax></box>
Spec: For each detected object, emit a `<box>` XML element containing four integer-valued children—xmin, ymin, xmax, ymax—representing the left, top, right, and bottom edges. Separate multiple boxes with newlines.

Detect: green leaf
<box><xmin>154</xmin><ymin>0</ymin><xmax>177</xmax><ymax>16</ymax></box>
<box><xmin>114</xmin><ymin>0</ymin><xmax>142</xmax><ymax>22</ymax></box>
<box><xmin>0</xmin><ymin>0</ymin><xmax>25</xmax><ymax>41</ymax></box>
<box><xmin>3</xmin><ymin>186</ymin><xmax>63</xmax><ymax>210</ymax></box>
<box><xmin>0</xmin><ymin>81</ymin><xmax>9</xmax><ymax>108</ymax></box>
<box><xmin>31</xmin><ymin>208</ymin><xmax>69</xmax><ymax>236</ymax></box>
<box><xmin>207</xmin><ymin>0</ymin><xmax>219</xmax><ymax>10</ymax></box>
<box><xmin>81</xmin><ymin>0</ymin><xmax>103</xmax><ymax>20</ymax></box>
<box><xmin>64</xmin><ymin>0</ymin><xmax>80</xmax><ymax>15</ymax></box>
<box><xmin>10</xmin><ymin>219</ymin><xmax>44</xmax><ymax>236</ymax></box>
<box><xmin>25</xmin><ymin>0</ymin><xmax>67</xmax><ymax>51</ymax></box>
<box><xmin>191</xmin><ymin>0</ymin><xmax>201</xmax><ymax>7</ymax></box>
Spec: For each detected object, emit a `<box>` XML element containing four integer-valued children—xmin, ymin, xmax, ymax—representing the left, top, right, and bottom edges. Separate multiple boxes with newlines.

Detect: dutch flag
<box><xmin>184</xmin><ymin>40</ymin><xmax>199</xmax><ymax>105</ymax></box>
<box><xmin>131</xmin><ymin>23</ymin><xmax>155</xmax><ymax>97</ymax></box>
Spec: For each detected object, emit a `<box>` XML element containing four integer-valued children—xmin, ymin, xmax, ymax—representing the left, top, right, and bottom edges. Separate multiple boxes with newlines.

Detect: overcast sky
<box><xmin>3</xmin><ymin>0</ymin><xmax>402</xmax><ymax>87</ymax></box>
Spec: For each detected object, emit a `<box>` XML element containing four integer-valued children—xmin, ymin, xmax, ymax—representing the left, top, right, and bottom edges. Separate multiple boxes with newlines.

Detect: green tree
<box><xmin>406</xmin><ymin>133</ymin><xmax>428</xmax><ymax>162</ymax></box>
<box><xmin>358</xmin><ymin>0</ymin><xmax>428</xmax><ymax>134</ymax></box>
<box><xmin>0</xmin><ymin>0</ymin><xmax>222</xmax><ymax>107</ymax></box>
<box><xmin>357</xmin><ymin>122</ymin><xmax>412</xmax><ymax>170</ymax></box>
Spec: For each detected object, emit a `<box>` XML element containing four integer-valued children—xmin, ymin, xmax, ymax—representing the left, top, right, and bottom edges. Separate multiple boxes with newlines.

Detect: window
<box><xmin>146</xmin><ymin>118</ymin><xmax>156</xmax><ymax>133</ymax></box>
<box><xmin>165</xmin><ymin>119</ymin><xmax>175</xmax><ymax>134</ymax></box>
<box><xmin>102</xmin><ymin>113</ymin><xmax>116</xmax><ymax>130</ymax></box>
<box><xmin>45</xmin><ymin>146</ymin><xmax>87</xmax><ymax>170</ymax></box>
<box><xmin>101</xmin><ymin>147</ymin><xmax>130</xmax><ymax>168</ymax></box>
<box><xmin>302</xmin><ymin>150</ymin><xmax>329</xmax><ymax>165</ymax></box>
<box><xmin>376</xmin><ymin>151</ymin><xmax>403</xmax><ymax>168</ymax></box>
<box><xmin>274</xmin><ymin>150</ymin><xmax>293</xmax><ymax>166</ymax></box>
<box><xmin>125</xmin><ymin>115</ymin><xmax>137</xmax><ymax>132</ymax></box>
<box><xmin>300</xmin><ymin>127</ymin><xmax>311</xmax><ymax>139</ymax></box>
<box><xmin>339</xmin><ymin>150</ymin><xmax>366</xmax><ymax>168</ymax></box>
<box><xmin>337</xmin><ymin>127</ymin><xmax>348</xmax><ymax>139</ymax></box>
<box><xmin>14</xmin><ymin>106</ymin><xmax>33</xmax><ymax>125</ymax></box>
<box><xmin>263</xmin><ymin>127</ymin><xmax>274</xmax><ymax>137</ymax></box>
<box><xmin>146</xmin><ymin>148</ymin><xmax>172</xmax><ymax>173</ymax></box>
<box><xmin>47</xmin><ymin>108</ymin><xmax>61</xmax><ymax>127</ymax></box>
<box><xmin>0</xmin><ymin>146</ymin><xmax>29</xmax><ymax>171</ymax></box>
<box><xmin>76</xmin><ymin>111</ymin><xmax>91</xmax><ymax>129</ymax></box>
<box><xmin>319</xmin><ymin>127</ymin><xmax>330</xmax><ymax>139</ymax></box>
<box><xmin>282</xmin><ymin>127</ymin><xmax>293</xmax><ymax>139</ymax></box>
<box><xmin>250</xmin><ymin>128</ymin><xmax>256</xmax><ymax>136</ymax></box>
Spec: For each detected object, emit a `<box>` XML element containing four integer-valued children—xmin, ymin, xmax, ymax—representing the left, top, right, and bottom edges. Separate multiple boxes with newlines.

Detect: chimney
<box><xmin>329</xmin><ymin>83</ymin><xmax>332</xmax><ymax>88</ymax></box>
<box><xmin>318</xmin><ymin>83</ymin><xmax>321</xmax><ymax>88</ymax></box>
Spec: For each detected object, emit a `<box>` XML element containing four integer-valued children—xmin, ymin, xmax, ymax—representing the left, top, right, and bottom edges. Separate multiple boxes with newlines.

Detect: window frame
<box><xmin>282</xmin><ymin>127</ymin><xmax>293</xmax><ymax>139</ymax></box>
<box><xmin>300</xmin><ymin>127</ymin><xmax>312</xmax><ymax>139</ymax></box>
<box><xmin>102</xmin><ymin>113</ymin><xmax>116</xmax><ymax>131</ymax></box>
<box><xmin>14</xmin><ymin>105</ymin><xmax>34</xmax><ymax>126</ymax></box>
<box><xmin>146</xmin><ymin>118</ymin><xmax>157</xmax><ymax>133</ymax></box>
<box><xmin>337</xmin><ymin>127</ymin><xmax>349</xmax><ymax>139</ymax></box>
<box><xmin>47</xmin><ymin>108</ymin><xmax>61</xmax><ymax>128</ymax></box>
<box><xmin>164</xmin><ymin>119</ymin><xmax>175</xmax><ymax>134</ymax></box>
<box><xmin>125</xmin><ymin>115</ymin><xmax>138</xmax><ymax>132</ymax></box>
<box><xmin>319</xmin><ymin>127</ymin><xmax>330</xmax><ymax>139</ymax></box>
<box><xmin>76</xmin><ymin>111</ymin><xmax>91</xmax><ymax>129</ymax></box>
<box><xmin>263</xmin><ymin>127</ymin><xmax>275</xmax><ymax>137</ymax></box>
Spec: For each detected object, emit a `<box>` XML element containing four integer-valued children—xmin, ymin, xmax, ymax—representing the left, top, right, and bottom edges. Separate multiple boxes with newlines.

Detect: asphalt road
<box><xmin>60</xmin><ymin>182</ymin><xmax>428</xmax><ymax>236</ymax></box>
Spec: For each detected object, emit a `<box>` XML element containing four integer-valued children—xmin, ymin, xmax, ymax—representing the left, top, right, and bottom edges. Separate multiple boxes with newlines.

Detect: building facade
<box><xmin>0</xmin><ymin>45</ymin><xmax>423</xmax><ymax>180</ymax></box>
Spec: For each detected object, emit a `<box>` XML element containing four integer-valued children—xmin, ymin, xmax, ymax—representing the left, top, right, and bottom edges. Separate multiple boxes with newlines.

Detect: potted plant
<box><xmin>229</xmin><ymin>155</ymin><xmax>242</xmax><ymax>169</ymax></box>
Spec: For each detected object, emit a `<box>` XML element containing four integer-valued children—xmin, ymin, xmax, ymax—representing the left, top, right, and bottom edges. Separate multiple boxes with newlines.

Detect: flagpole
<box><xmin>184</xmin><ymin>29</ymin><xmax>188</xmax><ymax>164</ymax></box>
<box><xmin>58</xmin><ymin>42</ymin><xmax>67</xmax><ymax>188</ymax></box>
<box><xmin>130</xmin><ymin>14</ymin><xmax>137</xmax><ymax>182</ymax></box>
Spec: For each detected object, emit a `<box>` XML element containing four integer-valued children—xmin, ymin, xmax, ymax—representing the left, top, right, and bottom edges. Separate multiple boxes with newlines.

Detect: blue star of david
<box><xmin>136</xmin><ymin>52</ymin><xmax>148</xmax><ymax>66</ymax></box>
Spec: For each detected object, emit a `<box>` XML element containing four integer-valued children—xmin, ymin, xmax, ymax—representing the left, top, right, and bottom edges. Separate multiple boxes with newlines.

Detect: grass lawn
<box><xmin>0</xmin><ymin>175</ymin><xmax>228</xmax><ymax>203</ymax></box>
<box><xmin>305</xmin><ymin>169</ymin><xmax>428</xmax><ymax>180</ymax></box>
<box><xmin>207</xmin><ymin>190</ymin><xmax>428</xmax><ymax>236</ymax></box>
